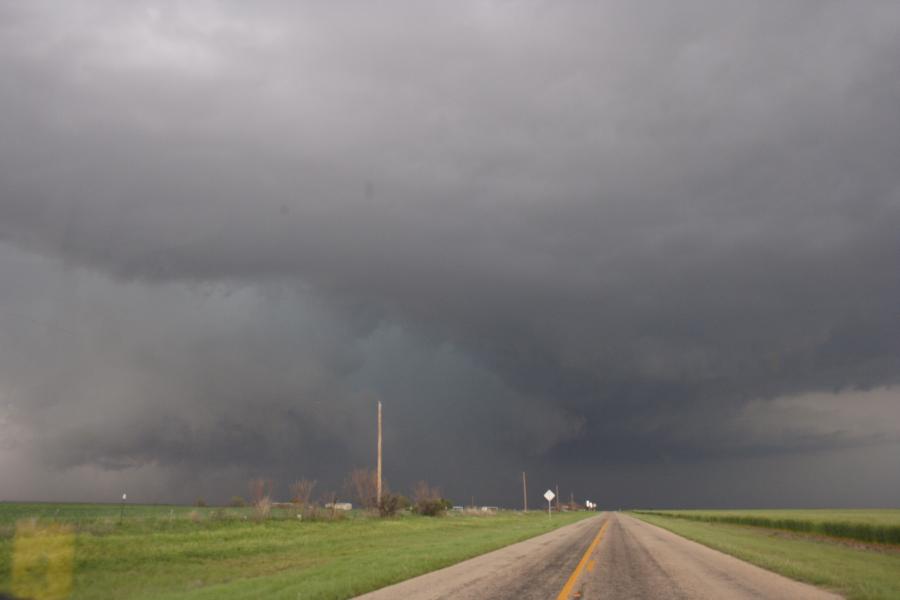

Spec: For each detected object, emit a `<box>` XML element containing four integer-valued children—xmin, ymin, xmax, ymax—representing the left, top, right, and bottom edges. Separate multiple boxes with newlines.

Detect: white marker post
<box><xmin>544</xmin><ymin>489</ymin><xmax>555</xmax><ymax>519</ymax></box>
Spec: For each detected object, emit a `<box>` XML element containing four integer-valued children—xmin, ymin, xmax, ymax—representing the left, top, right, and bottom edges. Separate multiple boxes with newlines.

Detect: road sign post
<box><xmin>544</xmin><ymin>489</ymin><xmax>555</xmax><ymax>518</ymax></box>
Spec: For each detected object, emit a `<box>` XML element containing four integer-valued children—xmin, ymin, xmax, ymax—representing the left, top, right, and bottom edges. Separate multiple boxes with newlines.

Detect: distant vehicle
<box><xmin>452</xmin><ymin>505</ymin><xmax>465</xmax><ymax>511</ymax></box>
<box><xmin>325</xmin><ymin>502</ymin><xmax>353</xmax><ymax>511</ymax></box>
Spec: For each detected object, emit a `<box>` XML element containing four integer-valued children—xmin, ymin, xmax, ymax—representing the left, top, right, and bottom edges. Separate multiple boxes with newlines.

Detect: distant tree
<box><xmin>346</xmin><ymin>468</ymin><xmax>379</xmax><ymax>510</ymax></box>
<box><xmin>248</xmin><ymin>478</ymin><xmax>274</xmax><ymax>520</ymax></box>
<box><xmin>248</xmin><ymin>478</ymin><xmax>274</xmax><ymax>505</ymax></box>
<box><xmin>194</xmin><ymin>498</ymin><xmax>207</xmax><ymax>507</ymax></box>
<box><xmin>323</xmin><ymin>490</ymin><xmax>338</xmax><ymax>519</ymax></box>
<box><xmin>229</xmin><ymin>496</ymin><xmax>247</xmax><ymax>507</ymax></box>
<box><xmin>289</xmin><ymin>479</ymin><xmax>317</xmax><ymax>507</ymax></box>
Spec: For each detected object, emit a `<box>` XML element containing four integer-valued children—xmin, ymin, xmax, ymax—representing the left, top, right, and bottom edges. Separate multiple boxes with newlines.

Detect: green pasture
<box><xmin>632</xmin><ymin>508</ymin><xmax>900</xmax><ymax>544</ymax></box>
<box><xmin>0</xmin><ymin>502</ymin><xmax>592</xmax><ymax>600</ymax></box>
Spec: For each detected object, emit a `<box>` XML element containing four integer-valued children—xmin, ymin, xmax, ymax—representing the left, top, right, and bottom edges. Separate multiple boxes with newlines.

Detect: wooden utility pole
<box><xmin>522</xmin><ymin>472</ymin><xmax>528</xmax><ymax>512</ymax></box>
<box><xmin>555</xmin><ymin>484</ymin><xmax>560</xmax><ymax>512</ymax></box>
<box><xmin>376</xmin><ymin>401</ymin><xmax>383</xmax><ymax>503</ymax></box>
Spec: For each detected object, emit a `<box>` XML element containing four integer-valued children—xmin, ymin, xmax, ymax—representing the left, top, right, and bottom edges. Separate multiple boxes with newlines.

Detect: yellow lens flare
<box><xmin>11</xmin><ymin>520</ymin><xmax>75</xmax><ymax>600</ymax></box>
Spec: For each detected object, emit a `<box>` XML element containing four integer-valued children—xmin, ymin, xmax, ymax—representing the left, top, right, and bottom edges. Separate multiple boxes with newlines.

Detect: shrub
<box><xmin>379</xmin><ymin>493</ymin><xmax>402</xmax><ymax>517</ymax></box>
<box><xmin>248</xmin><ymin>478</ymin><xmax>274</xmax><ymax>506</ymax></box>
<box><xmin>195</xmin><ymin>498</ymin><xmax>207</xmax><ymax>507</ymax></box>
<box><xmin>412</xmin><ymin>481</ymin><xmax>448</xmax><ymax>517</ymax></box>
<box><xmin>417</xmin><ymin>499</ymin><xmax>447</xmax><ymax>516</ymax></box>
<box><xmin>248</xmin><ymin>478</ymin><xmax>274</xmax><ymax>521</ymax></box>
<box><xmin>253</xmin><ymin>496</ymin><xmax>272</xmax><ymax>521</ymax></box>
<box><xmin>229</xmin><ymin>496</ymin><xmax>247</xmax><ymax>507</ymax></box>
<box><xmin>289</xmin><ymin>479</ymin><xmax>317</xmax><ymax>507</ymax></box>
<box><xmin>302</xmin><ymin>503</ymin><xmax>320</xmax><ymax>521</ymax></box>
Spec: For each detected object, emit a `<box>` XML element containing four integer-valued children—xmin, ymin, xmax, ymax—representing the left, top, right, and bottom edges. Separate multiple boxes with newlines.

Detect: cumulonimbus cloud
<box><xmin>1</xmin><ymin>0</ymin><xmax>899</xmax><ymax>505</ymax></box>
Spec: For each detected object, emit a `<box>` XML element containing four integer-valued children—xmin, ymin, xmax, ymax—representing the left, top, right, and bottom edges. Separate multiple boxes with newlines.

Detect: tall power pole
<box><xmin>522</xmin><ymin>472</ymin><xmax>528</xmax><ymax>512</ymax></box>
<box><xmin>555</xmin><ymin>484</ymin><xmax>560</xmax><ymax>512</ymax></box>
<box><xmin>376</xmin><ymin>401</ymin><xmax>383</xmax><ymax>503</ymax></box>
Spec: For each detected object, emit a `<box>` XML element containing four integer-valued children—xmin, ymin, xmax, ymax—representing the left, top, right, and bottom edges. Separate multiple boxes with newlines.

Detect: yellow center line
<box><xmin>555</xmin><ymin>516</ymin><xmax>610</xmax><ymax>600</ymax></box>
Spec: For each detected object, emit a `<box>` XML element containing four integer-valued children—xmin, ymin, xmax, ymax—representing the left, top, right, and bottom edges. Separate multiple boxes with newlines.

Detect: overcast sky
<box><xmin>1</xmin><ymin>1</ymin><xmax>899</xmax><ymax>508</ymax></box>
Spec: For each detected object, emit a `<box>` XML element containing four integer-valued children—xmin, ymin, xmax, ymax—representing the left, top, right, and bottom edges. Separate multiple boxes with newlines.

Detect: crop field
<box><xmin>0</xmin><ymin>502</ymin><xmax>592</xmax><ymax>600</ymax></box>
<box><xmin>632</xmin><ymin>510</ymin><xmax>900</xmax><ymax>600</ymax></box>
<box><xmin>632</xmin><ymin>508</ymin><xmax>900</xmax><ymax>544</ymax></box>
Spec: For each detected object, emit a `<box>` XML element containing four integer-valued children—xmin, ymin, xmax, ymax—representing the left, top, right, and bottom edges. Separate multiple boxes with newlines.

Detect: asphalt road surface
<box><xmin>355</xmin><ymin>512</ymin><xmax>842</xmax><ymax>600</ymax></box>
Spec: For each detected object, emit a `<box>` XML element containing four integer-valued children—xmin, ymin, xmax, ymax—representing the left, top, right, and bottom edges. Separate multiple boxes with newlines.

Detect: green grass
<box><xmin>632</xmin><ymin>509</ymin><xmax>900</xmax><ymax>544</ymax></box>
<box><xmin>0</xmin><ymin>502</ymin><xmax>228</xmax><ymax>525</ymax></box>
<box><xmin>632</xmin><ymin>512</ymin><xmax>900</xmax><ymax>600</ymax></box>
<box><xmin>0</xmin><ymin>502</ymin><xmax>592</xmax><ymax>599</ymax></box>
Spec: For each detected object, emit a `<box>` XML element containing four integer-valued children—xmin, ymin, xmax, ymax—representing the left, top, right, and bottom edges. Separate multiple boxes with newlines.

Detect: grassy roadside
<box><xmin>0</xmin><ymin>503</ymin><xmax>593</xmax><ymax>600</ymax></box>
<box><xmin>633</xmin><ymin>509</ymin><xmax>900</xmax><ymax>544</ymax></box>
<box><xmin>631</xmin><ymin>512</ymin><xmax>900</xmax><ymax>600</ymax></box>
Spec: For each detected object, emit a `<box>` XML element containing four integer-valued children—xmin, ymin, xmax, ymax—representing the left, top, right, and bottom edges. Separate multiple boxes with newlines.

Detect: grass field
<box><xmin>632</xmin><ymin>508</ymin><xmax>900</xmax><ymax>544</ymax></box>
<box><xmin>632</xmin><ymin>511</ymin><xmax>900</xmax><ymax>600</ymax></box>
<box><xmin>0</xmin><ymin>502</ymin><xmax>592</xmax><ymax>600</ymax></box>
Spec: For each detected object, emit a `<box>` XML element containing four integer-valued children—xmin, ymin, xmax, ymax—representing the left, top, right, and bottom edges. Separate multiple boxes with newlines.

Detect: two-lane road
<box><xmin>356</xmin><ymin>512</ymin><xmax>841</xmax><ymax>599</ymax></box>
<box><xmin>573</xmin><ymin>513</ymin><xmax>840</xmax><ymax>599</ymax></box>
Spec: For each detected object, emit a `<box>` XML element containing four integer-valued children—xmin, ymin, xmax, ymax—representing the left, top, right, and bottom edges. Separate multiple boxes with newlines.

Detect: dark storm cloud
<box><xmin>1</xmin><ymin>1</ymin><xmax>899</xmax><ymax>506</ymax></box>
